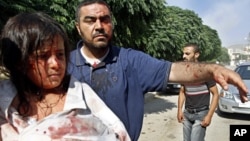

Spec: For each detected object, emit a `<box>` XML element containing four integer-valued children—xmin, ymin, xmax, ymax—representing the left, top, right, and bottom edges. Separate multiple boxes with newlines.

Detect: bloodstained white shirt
<box><xmin>0</xmin><ymin>76</ymin><xmax>130</xmax><ymax>141</ymax></box>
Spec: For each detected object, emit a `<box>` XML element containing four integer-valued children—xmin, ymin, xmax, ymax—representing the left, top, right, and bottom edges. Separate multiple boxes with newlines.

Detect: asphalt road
<box><xmin>138</xmin><ymin>92</ymin><xmax>250</xmax><ymax>141</ymax></box>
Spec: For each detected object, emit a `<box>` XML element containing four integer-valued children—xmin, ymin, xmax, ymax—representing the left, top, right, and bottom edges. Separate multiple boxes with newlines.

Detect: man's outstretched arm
<box><xmin>168</xmin><ymin>62</ymin><xmax>248</xmax><ymax>103</ymax></box>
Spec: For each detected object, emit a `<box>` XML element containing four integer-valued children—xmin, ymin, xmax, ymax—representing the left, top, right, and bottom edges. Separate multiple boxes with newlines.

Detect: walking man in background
<box><xmin>177</xmin><ymin>43</ymin><xmax>219</xmax><ymax>141</ymax></box>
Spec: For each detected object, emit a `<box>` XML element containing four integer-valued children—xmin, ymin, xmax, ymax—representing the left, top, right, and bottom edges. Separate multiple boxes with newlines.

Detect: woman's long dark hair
<box><xmin>0</xmin><ymin>12</ymin><xmax>70</xmax><ymax>116</ymax></box>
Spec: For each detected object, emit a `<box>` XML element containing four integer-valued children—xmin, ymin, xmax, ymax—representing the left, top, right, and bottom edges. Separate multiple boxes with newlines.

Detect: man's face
<box><xmin>75</xmin><ymin>3</ymin><xmax>113</xmax><ymax>49</ymax></box>
<box><xmin>182</xmin><ymin>46</ymin><xmax>199</xmax><ymax>62</ymax></box>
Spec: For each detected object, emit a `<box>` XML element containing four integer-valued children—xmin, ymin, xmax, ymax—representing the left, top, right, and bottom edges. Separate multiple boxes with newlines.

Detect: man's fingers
<box><xmin>217</xmin><ymin>73</ymin><xmax>248</xmax><ymax>103</ymax></box>
<box><xmin>234</xmin><ymin>76</ymin><xmax>248</xmax><ymax>103</ymax></box>
<box><xmin>217</xmin><ymin>77</ymin><xmax>228</xmax><ymax>91</ymax></box>
<box><xmin>239</xmin><ymin>88</ymin><xmax>248</xmax><ymax>103</ymax></box>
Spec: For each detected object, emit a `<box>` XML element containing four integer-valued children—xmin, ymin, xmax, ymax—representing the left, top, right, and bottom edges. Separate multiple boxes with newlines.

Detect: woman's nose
<box><xmin>48</xmin><ymin>55</ymin><xmax>60</xmax><ymax>69</ymax></box>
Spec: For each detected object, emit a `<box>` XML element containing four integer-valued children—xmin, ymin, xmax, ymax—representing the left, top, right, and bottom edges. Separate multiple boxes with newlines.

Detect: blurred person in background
<box><xmin>177</xmin><ymin>43</ymin><xmax>219</xmax><ymax>141</ymax></box>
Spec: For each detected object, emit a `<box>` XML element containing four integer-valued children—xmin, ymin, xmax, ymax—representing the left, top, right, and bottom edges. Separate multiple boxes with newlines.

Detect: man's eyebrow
<box><xmin>84</xmin><ymin>15</ymin><xmax>96</xmax><ymax>19</ymax></box>
<box><xmin>82</xmin><ymin>16</ymin><xmax>96</xmax><ymax>21</ymax></box>
<box><xmin>84</xmin><ymin>15</ymin><xmax>110</xmax><ymax>19</ymax></box>
<box><xmin>101</xmin><ymin>15</ymin><xmax>111</xmax><ymax>18</ymax></box>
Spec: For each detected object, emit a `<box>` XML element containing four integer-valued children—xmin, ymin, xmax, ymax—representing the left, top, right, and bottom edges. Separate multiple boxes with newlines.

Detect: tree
<box><xmin>217</xmin><ymin>47</ymin><xmax>230</xmax><ymax>65</ymax></box>
<box><xmin>106</xmin><ymin>0</ymin><xmax>167</xmax><ymax>50</ymax></box>
<box><xmin>198</xmin><ymin>25</ymin><xmax>222</xmax><ymax>61</ymax></box>
<box><xmin>0</xmin><ymin>0</ymin><xmax>34</xmax><ymax>28</ymax></box>
<box><xmin>144</xmin><ymin>6</ymin><xmax>222</xmax><ymax>61</ymax></box>
<box><xmin>0</xmin><ymin>1</ymin><xmax>223</xmax><ymax>62</ymax></box>
<box><xmin>0</xmin><ymin>0</ymin><xmax>78</xmax><ymax>48</ymax></box>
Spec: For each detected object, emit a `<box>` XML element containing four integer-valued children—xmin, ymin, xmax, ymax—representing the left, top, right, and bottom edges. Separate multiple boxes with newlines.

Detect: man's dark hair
<box><xmin>75</xmin><ymin>0</ymin><xmax>111</xmax><ymax>22</ymax></box>
<box><xmin>184</xmin><ymin>43</ymin><xmax>200</xmax><ymax>53</ymax></box>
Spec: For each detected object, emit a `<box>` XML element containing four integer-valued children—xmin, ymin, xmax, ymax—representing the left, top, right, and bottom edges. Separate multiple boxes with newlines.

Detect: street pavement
<box><xmin>140</xmin><ymin>91</ymin><xmax>250</xmax><ymax>141</ymax></box>
<box><xmin>139</xmin><ymin>92</ymin><xmax>182</xmax><ymax>141</ymax></box>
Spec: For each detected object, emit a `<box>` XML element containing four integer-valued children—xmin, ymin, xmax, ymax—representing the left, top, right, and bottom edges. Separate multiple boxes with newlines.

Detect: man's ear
<box><xmin>75</xmin><ymin>22</ymin><xmax>81</xmax><ymax>36</ymax></box>
<box><xmin>195</xmin><ymin>52</ymin><xmax>200</xmax><ymax>59</ymax></box>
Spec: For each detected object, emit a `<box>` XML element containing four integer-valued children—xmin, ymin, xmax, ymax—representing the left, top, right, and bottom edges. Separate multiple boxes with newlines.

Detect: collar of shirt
<box><xmin>74</xmin><ymin>40</ymin><xmax>118</xmax><ymax>67</ymax></box>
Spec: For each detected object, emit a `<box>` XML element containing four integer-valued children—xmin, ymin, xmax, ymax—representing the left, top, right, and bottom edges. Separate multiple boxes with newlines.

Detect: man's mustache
<box><xmin>93</xmin><ymin>32</ymin><xmax>108</xmax><ymax>38</ymax></box>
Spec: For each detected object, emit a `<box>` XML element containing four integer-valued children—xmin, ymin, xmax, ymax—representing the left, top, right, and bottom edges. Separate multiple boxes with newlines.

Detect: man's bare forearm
<box><xmin>169</xmin><ymin>61</ymin><xmax>216</xmax><ymax>83</ymax></box>
<box><xmin>168</xmin><ymin>61</ymin><xmax>248</xmax><ymax>103</ymax></box>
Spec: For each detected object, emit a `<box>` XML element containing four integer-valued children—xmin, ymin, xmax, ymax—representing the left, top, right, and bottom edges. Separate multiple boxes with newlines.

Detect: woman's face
<box><xmin>27</xmin><ymin>35</ymin><xmax>66</xmax><ymax>89</ymax></box>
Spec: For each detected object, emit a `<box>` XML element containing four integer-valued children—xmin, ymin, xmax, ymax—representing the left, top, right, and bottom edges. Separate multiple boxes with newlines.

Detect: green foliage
<box><xmin>199</xmin><ymin>25</ymin><xmax>222</xmax><ymax>61</ymax></box>
<box><xmin>217</xmin><ymin>47</ymin><xmax>231</xmax><ymax>65</ymax></box>
<box><xmin>0</xmin><ymin>0</ymin><xmax>223</xmax><ymax>62</ymax></box>
<box><xmin>0</xmin><ymin>0</ymin><xmax>79</xmax><ymax>49</ymax></box>
<box><xmin>0</xmin><ymin>0</ymin><xmax>33</xmax><ymax>28</ymax></box>
<box><xmin>106</xmin><ymin>0</ymin><xmax>167</xmax><ymax>50</ymax></box>
<box><xmin>145</xmin><ymin>6</ymin><xmax>222</xmax><ymax>61</ymax></box>
<box><xmin>43</xmin><ymin>0</ymin><xmax>80</xmax><ymax>48</ymax></box>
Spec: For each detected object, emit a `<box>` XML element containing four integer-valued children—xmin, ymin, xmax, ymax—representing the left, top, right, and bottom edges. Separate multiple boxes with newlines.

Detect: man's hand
<box><xmin>169</xmin><ymin>62</ymin><xmax>249</xmax><ymax>103</ymax></box>
<box><xmin>212</xmin><ymin>65</ymin><xmax>248</xmax><ymax>103</ymax></box>
<box><xmin>177</xmin><ymin>110</ymin><xmax>184</xmax><ymax>123</ymax></box>
<box><xmin>201</xmin><ymin>115</ymin><xmax>212</xmax><ymax>127</ymax></box>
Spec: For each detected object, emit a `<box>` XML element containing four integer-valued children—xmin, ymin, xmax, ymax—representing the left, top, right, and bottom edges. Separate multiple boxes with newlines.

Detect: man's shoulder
<box><xmin>0</xmin><ymin>80</ymin><xmax>16</xmax><ymax>97</ymax></box>
<box><xmin>110</xmin><ymin>46</ymin><xmax>145</xmax><ymax>59</ymax></box>
<box><xmin>112</xmin><ymin>46</ymin><xmax>135</xmax><ymax>53</ymax></box>
<box><xmin>0</xmin><ymin>80</ymin><xmax>17</xmax><ymax>112</ymax></box>
<box><xmin>70</xmin><ymin>48</ymin><xmax>79</xmax><ymax>55</ymax></box>
<box><xmin>116</xmin><ymin>46</ymin><xmax>152</xmax><ymax>59</ymax></box>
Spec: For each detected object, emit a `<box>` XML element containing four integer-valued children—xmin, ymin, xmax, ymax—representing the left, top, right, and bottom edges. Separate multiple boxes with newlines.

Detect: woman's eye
<box><xmin>57</xmin><ymin>52</ymin><xmax>65</xmax><ymax>59</ymax></box>
<box><xmin>58</xmin><ymin>52</ymin><xmax>64</xmax><ymax>56</ymax></box>
<box><xmin>38</xmin><ymin>54</ymin><xmax>49</xmax><ymax>59</ymax></box>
